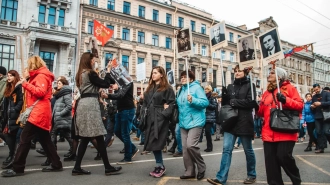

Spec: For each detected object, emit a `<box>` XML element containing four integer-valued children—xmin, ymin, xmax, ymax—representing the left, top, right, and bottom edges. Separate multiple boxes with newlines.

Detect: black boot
<box><xmin>168</xmin><ymin>147</ymin><xmax>175</xmax><ymax>154</ymax></box>
<box><xmin>2</xmin><ymin>156</ymin><xmax>13</xmax><ymax>165</ymax></box>
<box><xmin>94</xmin><ymin>153</ymin><xmax>101</xmax><ymax>160</ymax></box>
<box><xmin>64</xmin><ymin>153</ymin><xmax>76</xmax><ymax>161</ymax></box>
<box><xmin>64</xmin><ymin>151</ymin><xmax>72</xmax><ymax>158</ymax></box>
<box><xmin>304</xmin><ymin>146</ymin><xmax>312</xmax><ymax>152</ymax></box>
<box><xmin>41</xmin><ymin>158</ymin><xmax>51</xmax><ymax>166</ymax></box>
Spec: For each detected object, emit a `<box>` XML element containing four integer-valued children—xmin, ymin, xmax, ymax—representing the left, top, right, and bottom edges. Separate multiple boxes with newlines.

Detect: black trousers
<box><xmin>204</xmin><ymin>122</ymin><xmax>213</xmax><ymax>150</ymax></box>
<box><xmin>263</xmin><ymin>141</ymin><xmax>301</xmax><ymax>185</ymax></box>
<box><xmin>306</xmin><ymin>122</ymin><xmax>317</xmax><ymax>147</ymax></box>
<box><xmin>13</xmin><ymin>122</ymin><xmax>62</xmax><ymax>173</ymax></box>
<box><xmin>3</xmin><ymin>129</ymin><xmax>18</xmax><ymax>157</ymax></box>
<box><xmin>51</xmin><ymin>128</ymin><xmax>73</xmax><ymax>150</ymax></box>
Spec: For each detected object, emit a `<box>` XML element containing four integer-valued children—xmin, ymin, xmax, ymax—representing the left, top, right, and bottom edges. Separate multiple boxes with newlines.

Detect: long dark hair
<box><xmin>75</xmin><ymin>52</ymin><xmax>94</xmax><ymax>88</ymax></box>
<box><xmin>145</xmin><ymin>66</ymin><xmax>170</xmax><ymax>93</ymax></box>
<box><xmin>4</xmin><ymin>70</ymin><xmax>20</xmax><ymax>97</ymax></box>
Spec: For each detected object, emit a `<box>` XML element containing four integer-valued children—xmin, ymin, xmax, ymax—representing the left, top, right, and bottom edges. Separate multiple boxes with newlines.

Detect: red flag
<box><xmin>93</xmin><ymin>20</ymin><xmax>114</xmax><ymax>46</ymax></box>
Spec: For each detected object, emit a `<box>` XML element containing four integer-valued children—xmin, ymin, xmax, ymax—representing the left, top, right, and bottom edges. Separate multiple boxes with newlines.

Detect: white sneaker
<box><xmin>0</xmin><ymin>142</ymin><xmax>5</xmax><ymax>147</ymax></box>
<box><xmin>234</xmin><ymin>144</ymin><xmax>239</xmax><ymax>149</ymax></box>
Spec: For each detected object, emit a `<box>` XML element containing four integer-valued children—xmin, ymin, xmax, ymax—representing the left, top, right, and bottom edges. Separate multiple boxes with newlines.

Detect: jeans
<box><xmin>298</xmin><ymin>122</ymin><xmax>307</xmax><ymax>138</ymax></box>
<box><xmin>315</xmin><ymin>119</ymin><xmax>330</xmax><ymax>150</ymax></box>
<box><xmin>153</xmin><ymin>150</ymin><xmax>163</xmax><ymax>167</ymax></box>
<box><xmin>104</xmin><ymin>116</ymin><xmax>115</xmax><ymax>147</ymax></box>
<box><xmin>236</xmin><ymin>137</ymin><xmax>241</xmax><ymax>146</ymax></box>
<box><xmin>306</xmin><ymin>122</ymin><xmax>317</xmax><ymax>147</ymax></box>
<box><xmin>175</xmin><ymin>124</ymin><xmax>182</xmax><ymax>153</ymax></box>
<box><xmin>216</xmin><ymin>132</ymin><xmax>256</xmax><ymax>184</ymax></box>
<box><xmin>114</xmin><ymin>108</ymin><xmax>136</xmax><ymax>161</ymax></box>
<box><xmin>205</xmin><ymin>122</ymin><xmax>213</xmax><ymax>150</ymax></box>
<box><xmin>254</xmin><ymin>118</ymin><xmax>261</xmax><ymax>137</ymax></box>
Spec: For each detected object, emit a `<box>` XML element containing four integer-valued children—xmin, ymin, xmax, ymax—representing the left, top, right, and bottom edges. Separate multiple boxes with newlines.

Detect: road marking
<box><xmin>156</xmin><ymin>177</ymin><xmax>330</xmax><ymax>185</ymax></box>
<box><xmin>296</xmin><ymin>155</ymin><xmax>330</xmax><ymax>177</ymax></box>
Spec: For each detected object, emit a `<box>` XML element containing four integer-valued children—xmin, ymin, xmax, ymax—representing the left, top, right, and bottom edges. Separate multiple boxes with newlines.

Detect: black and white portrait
<box><xmin>259</xmin><ymin>28</ymin><xmax>282</xmax><ymax>59</ymax></box>
<box><xmin>177</xmin><ymin>29</ymin><xmax>191</xmax><ymax>53</ymax></box>
<box><xmin>89</xmin><ymin>37</ymin><xmax>99</xmax><ymax>58</ymax></box>
<box><xmin>238</xmin><ymin>36</ymin><xmax>255</xmax><ymax>62</ymax></box>
<box><xmin>202</xmin><ymin>70</ymin><xmax>206</xmax><ymax>82</ymax></box>
<box><xmin>210</xmin><ymin>23</ymin><xmax>226</xmax><ymax>46</ymax></box>
<box><xmin>256</xmin><ymin>79</ymin><xmax>260</xmax><ymax>88</ymax></box>
<box><xmin>167</xmin><ymin>70</ymin><xmax>175</xmax><ymax>86</ymax></box>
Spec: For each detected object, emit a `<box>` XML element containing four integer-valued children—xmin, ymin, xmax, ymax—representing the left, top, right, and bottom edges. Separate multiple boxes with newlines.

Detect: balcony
<box><xmin>0</xmin><ymin>19</ymin><xmax>20</xmax><ymax>28</ymax></box>
<box><xmin>29</xmin><ymin>21</ymin><xmax>75</xmax><ymax>34</ymax></box>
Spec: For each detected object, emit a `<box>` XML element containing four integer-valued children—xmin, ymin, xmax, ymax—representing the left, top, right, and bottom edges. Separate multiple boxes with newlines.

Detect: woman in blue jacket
<box><xmin>301</xmin><ymin>93</ymin><xmax>317</xmax><ymax>152</ymax></box>
<box><xmin>177</xmin><ymin>70</ymin><xmax>209</xmax><ymax>181</ymax></box>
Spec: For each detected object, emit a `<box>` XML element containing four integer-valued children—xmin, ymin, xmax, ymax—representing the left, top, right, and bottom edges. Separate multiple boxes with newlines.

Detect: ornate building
<box><xmin>313</xmin><ymin>54</ymin><xmax>330</xmax><ymax>88</ymax></box>
<box><xmin>0</xmin><ymin>0</ymin><xmax>79</xmax><ymax>84</ymax></box>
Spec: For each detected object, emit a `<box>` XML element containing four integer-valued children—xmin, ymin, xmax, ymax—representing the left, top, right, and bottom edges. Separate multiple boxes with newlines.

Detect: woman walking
<box><xmin>72</xmin><ymin>52</ymin><xmax>121</xmax><ymax>175</ymax></box>
<box><xmin>177</xmin><ymin>70</ymin><xmax>209</xmax><ymax>181</ymax></box>
<box><xmin>257</xmin><ymin>67</ymin><xmax>303</xmax><ymax>185</ymax></box>
<box><xmin>207</xmin><ymin>65</ymin><xmax>257</xmax><ymax>185</ymax></box>
<box><xmin>143</xmin><ymin>66</ymin><xmax>175</xmax><ymax>178</ymax></box>
<box><xmin>1</xmin><ymin>56</ymin><xmax>63</xmax><ymax>177</ymax></box>
<box><xmin>1</xmin><ymin>70</ymin><xmax>23</xmax><ymax>169</ymax></box>
<box><xmin>204</xmin><ymin>85</ymin><xmax>217</xmax><ymax>152</ymax></box>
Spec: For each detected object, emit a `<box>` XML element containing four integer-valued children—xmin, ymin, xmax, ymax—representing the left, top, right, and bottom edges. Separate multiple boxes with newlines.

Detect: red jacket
<box><xmin>257</xmin><ymin>80</ymin><xmax>303</xmax><ymax>142</ymax></box>
<box><xmin>22</xmin><ymin>66</ymin><xmax>54</xmax><ymax>131</ymax></box>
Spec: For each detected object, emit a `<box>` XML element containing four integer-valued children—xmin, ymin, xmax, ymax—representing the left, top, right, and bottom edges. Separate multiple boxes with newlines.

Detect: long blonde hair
<box><xmin>27</xmin><ymin>56</ymin><xmax>47</xmax><ymax>70</ymax></box>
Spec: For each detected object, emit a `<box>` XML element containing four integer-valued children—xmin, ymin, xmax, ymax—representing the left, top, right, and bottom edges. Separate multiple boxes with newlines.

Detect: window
<box><xmin>166</xmin><ymin>62</ymin><xmax>171</xmax><ymax>73</ymax></box>
<box><xmin>1</xmin><ymin>0</ymin><xmax>18</xmax><ymax>21</ymax></box>
<box><xmin>40</xmin><ymin>51</ymin><xmax>55</xmax><ymax>72</ymax></box>
<box><xmin>201</xmin><ymin>46</ymin><xmax>206</xmax><ymax>56</ymax></box>
<box><xmin>107</xmin><ymin>0</ymin><xmax>115</xmax><ymax>10</ymax></box>
<box><xmin>166</xmin><ymin>37</ymin><xmax>172</xmax><ymax>49</ymax></box>
<box><xmin>166</xmin><ymin>13</ymin><xmax>172</xmax><ymax>25</ymax></box>
<box><xmin>191</xmin><ymin>20</ymin><xmax>195</xmax><ymax>32</ymax></box>
<box><xmin>88</xmin><ymin>21</ymin><xmax>93</xmax><ymax>34</ymax></box>
<box><xmin>231</xmin><ymin>72</ymin><xmax>235</xmax><ymax>83</ymax></box>
<box><xmin>229</xmin><ymin>32</ymin><xmax>234</xmax><ymax>42</ymax></box>
<box><xmin>90</xmin><ymin>0</ymin><xmax>98</xmax><ymax>6</ymax></box>
<box><xmin>105</xmin><ymin>53</ymin><xmax>113</xmax><ymax>67</ymax></box>
<box><xmin>122</xmin><ymin>55</ymin><xmax>129</xmax><ymax>71</ymax></box>
<box><xmin>152</xmin><ymin>34</ymin><xmax>159</xmax><ymax>46</ymax></box>
<box><xmin>153</xmin><ymin>9</ymin><xmax>159</xmax><ymax>22</ymax></box>
<box><xmin>178</xmin><ymin>17</ymin><xmax>184</xmax><ymax>28</ymax></box>
<box><xmin>191</xmin><ymin>66</ymin><xmax>196</xmax><ymax>74</ymax></box>
<box><xmin>230</xmin><ymin>52</ymin><xmax>234</xmax><ymax>62</ymax></box>
<box><xmin>201</xmin><ymin>24</ymin><xmax>206</xmax><ymax>34</ymax></box>
<box><xmin>212</xmin><ymin>52</ymin><xmax>216</xmax><ymax>58</ymax></box>
<box><xmin>213</xmin><ymin>70</ymin><xmax>217</xmax><ymax>88</ymax></box>
<box><xmin>179</xmin><ymin>64</ymin><xmax>184</xmax><ymax>77</ymax></box>
<box><xmin>48</xmin><ymin>7</ymin><xmax>56</xmax><ymax>25</ymax></box>
<box><xmin>123</xmin><ymin>1</ymin><xmax>130</xmax><ymax>14</ymax></box>
<box><xmin>0</xmin><ymin>44</ymin><xmax>15</xmax><ymax>71</ymax></box>
<box><xmin>152</xmin><ymin>60</ymin><xmax>158</xmax><ymax>68</ymax></box>
<box><xmin>58</xmin><ymin>9</ymin><xmax>65</xmax><ymax>26</ymax></box>
<box><xmin>106</xmin><ymin>25</ymin><xmax>114</xmax><ymax>38</ymax></box>
<box><xmin>221</xmin><ymin>50</ymin><xmax>226</xmax><ymax>60</ymax></box>
<box><xmin>38</xmin><ymin>5</ymin><xmax>46</xmax><ymax>23</ymax></box>
<box><xmin>138</xmin><ymin>31</ymin><xmax>145</xmax><ymax>44</ymax></box>
<box><xmin>193</xmin><ymin>43</ymin><xmax>196</xmax><ymax>54</ymax></box>
<box><xmin>138</xmin><ymin>57</ymin><xmax>144</xmax><ymax>64</ymax></box>
<box><xmin>122</xmin><ymin>28</ymin><xmax>130</xmax><ymax>40</ymax></box>
<box><xmin>138</xmin><ymin>5</ymin><xmax>145</xmax><ymax>18</ymax></box>
<box><xmin>238</xmin><ymin>35</ymin><xmax>241</xmax><ymax>39</ymax></box>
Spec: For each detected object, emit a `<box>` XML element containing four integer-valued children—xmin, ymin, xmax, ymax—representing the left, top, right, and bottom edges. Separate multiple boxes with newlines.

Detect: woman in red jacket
<box><xmin>258</xmin><ymin>67</ymin><xmax>303</xmax><ymax>185</ymax></box>
<box><xmin>1</xmin><ymin>56</ymin><xmax>63</xmax><ymax>177</ymax></box>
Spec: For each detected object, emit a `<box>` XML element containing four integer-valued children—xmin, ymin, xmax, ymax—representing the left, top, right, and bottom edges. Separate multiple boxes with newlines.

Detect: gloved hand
<box><xmin>276</xmin><ymin>93</ymin><xmax>286</xmax><ymax>104</ymax></box>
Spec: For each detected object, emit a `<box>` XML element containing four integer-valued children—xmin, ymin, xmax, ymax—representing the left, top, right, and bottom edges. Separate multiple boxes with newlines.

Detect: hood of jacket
<box><xmin>54</xmin><ymin>85</ymin><xmax>72</xmax><ymax>99</ymax></box>
<box><xmin>29</xmin><ymin>66</ymin><xmax>55</xmax><ymax>82</ymax></box>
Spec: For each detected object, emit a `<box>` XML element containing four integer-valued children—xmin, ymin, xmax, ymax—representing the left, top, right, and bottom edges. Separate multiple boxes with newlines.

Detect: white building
<box><xmin>0</xmin><ymin>0</ymin><xmax>79</xmax><ymax>83</ymax></box>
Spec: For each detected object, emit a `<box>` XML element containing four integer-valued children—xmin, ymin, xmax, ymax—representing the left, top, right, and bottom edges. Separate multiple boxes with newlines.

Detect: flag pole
<box><xmin>185</xmin><ymin>56</ymin><xmax>190</xmax><ymax>95</ymax></box>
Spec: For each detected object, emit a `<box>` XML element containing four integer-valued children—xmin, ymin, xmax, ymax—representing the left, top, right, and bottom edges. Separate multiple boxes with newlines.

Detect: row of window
<box><xmin>38</xmin><ymin>5</ymin><xmax>65</xmax><ymax>26</ymax></box>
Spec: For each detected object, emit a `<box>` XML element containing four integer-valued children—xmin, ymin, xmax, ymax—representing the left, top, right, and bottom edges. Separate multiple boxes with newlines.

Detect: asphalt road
<box><xmin>1</xmin><ymin>134</ymin><xmax>330</xmax><ymax>185</ymax></box>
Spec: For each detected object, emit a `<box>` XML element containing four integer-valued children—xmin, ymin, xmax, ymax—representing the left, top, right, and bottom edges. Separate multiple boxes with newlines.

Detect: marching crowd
<box><xmin>0</xmin><ymin>54</ymin><xmax>330</xmax><ymax>185</ymax></box>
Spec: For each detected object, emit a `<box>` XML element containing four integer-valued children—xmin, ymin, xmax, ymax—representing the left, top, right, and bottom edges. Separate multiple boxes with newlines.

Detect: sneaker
<box><xmin>234</xmin><ymin>144</ymin><xmax>239</xmax><ymax>149</ymax></box>
<box><xmin>119</xmin><ymin>148</ymin><xmax>125</xmax><ymax>153</ymax></box>
<box><xmin>153</xmin><ymin>166</ymin><xmax>166</xmax><ymax>178</ymax></box>
<box><xmin>173</xmin><ymin>152</ymin><xmax>182</xmax><ymax>157</ymax></box>
<box><xmin>149</xmin><ymin>167</ymin><xmax>158</xmax><ymax>176</ymax></box>
<box><xmin>141</xmin><ymin>151</ymin><xmax>151</xmax><ymax>155</ymax></box>
<box><xmin>207</xmin><ymin>178</ymin><xmax>223</xmax><ymax>185</ymax></box>
<box><xmin>132</xmin><ymin>148</ymin><xmax>139</xmax><ymax>159</ymax></box>
<box><xmin>138</xmin><ymin>142</ymin><xmax>144</xmax><ymax>146</ymax></box>
<box><xmin>243</xmin><ymin>177</ymin><xmax>256</xmax><ymax>184</ymax></box>
<box><xmin>116</xmin><ymin>159</ymin><xmax>132</xmax><ymax>165</ymax></box>
<box><xmin>132</xmin><ymin>137</ymin><xmax>140</xmax><ymax>141</ymax></box>
<box><xmin>0</xmin><ymin>142</ymin><xmax>5</xmax><ymax>147</ymax></box>
<box><xmin>107</xmin><ymin>137</ymin><xmax>115</xmax><ymax>147</ymax></box>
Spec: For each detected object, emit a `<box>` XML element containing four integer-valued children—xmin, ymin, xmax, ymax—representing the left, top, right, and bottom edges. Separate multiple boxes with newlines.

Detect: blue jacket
<box><xmin>177</xmin><ymin>81</ymin><xmax>209</xmax><ymax>130</ymax></box>
<box><xmin>301</xmin><ymin>101</ymin><xmax>315</xmax><ymax>124</ymax></box>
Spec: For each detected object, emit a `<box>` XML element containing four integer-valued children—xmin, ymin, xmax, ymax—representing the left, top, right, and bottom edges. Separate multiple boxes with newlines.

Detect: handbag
<box><xmin>138</xmin><ymin>92</ymin><xmax>156</xmax><ymax>131</ymax></box>
<box><xmin>323</xmin><ymin>109</ymin><xmax>330</xmax><ymax>122</ymax></box>
<box><xmin>170</xmin><ymin>104</ymin><xmax>179</xmax><ymax>124</ymax></box>
<box><xmin>269</xmin><ymin>93</ymin><xmax>300</xmax><ymax>133</ymax></box>
<box><xmin>219</xmin><ymin>104</ymin><xmax>238</xmax><ymax>132</ymax></box>
<box><xmin>18</xmin><ymin>99</ymin><xmax>40</xmax><ymax>125</ymax></box>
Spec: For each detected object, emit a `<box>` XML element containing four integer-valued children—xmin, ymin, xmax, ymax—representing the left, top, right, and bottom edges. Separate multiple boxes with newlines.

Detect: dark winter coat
<box><xmin>227</xmin><ymin>77</ymin><xmax>256</xmax><ymax>136</ymax></box>
<box><xmin>205</xmin><ymin>93</ymin><xmax>217</xmax><ymax>123</ymax></box>
<box><xmin>143</xmin><ymin>85</ymin><xmax>175</xmax><ymax>151</ymax></box>
<box><xmin>52</xmin><ymin>85</ymin><xmax>72</xmax><ymax>130</ymax></box>
<box><xmin>2</xmin><ymin>84</ymin><xmax>23</xmax><ymax>132</ymax></box>
<box><xmin>311</xmin><ymin>90</ymin><xmax>330</xmax><ymax>120</ymax></box>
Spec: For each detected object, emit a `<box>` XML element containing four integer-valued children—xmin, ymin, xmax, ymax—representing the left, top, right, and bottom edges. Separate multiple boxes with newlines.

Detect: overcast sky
<box><xmin>181</xmin><ymin>0</ymin><xmax>330</xmax><ymax>57</ymax></box>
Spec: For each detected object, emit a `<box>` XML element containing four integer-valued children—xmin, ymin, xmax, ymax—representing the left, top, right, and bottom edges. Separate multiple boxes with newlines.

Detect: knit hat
<box><xmin>275</xmin><ymin>67</ymin><xmax>288</xmax><ymax>81</ymax></box>
<box><xmin>0</xmin><ymin>66</ymin><xmax>6</xmax><ymax>76</ymax></box>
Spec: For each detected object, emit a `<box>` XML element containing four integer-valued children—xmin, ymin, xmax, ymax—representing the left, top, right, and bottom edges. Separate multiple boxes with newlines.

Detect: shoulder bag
<box><xmin>138</xmin><ymin>92</ymin><xmax>156</xmax><ymax>131</ymax></box>
<box><xmin>170</xmin><ymin>88</ymin><xmax>182</xmax><ymax>125</ymax></box>
<box><xmin>219</xmin><ymin>84</ymin><xmax>238</xmax><ymax>132</ymax></box>
<box><xmin>322</xmin><ymin>109</ymin><xmax>330</xmax><ymax>122</ymax></box>
<box><xmin>269</xmin><ymin>92</ymin><xmax>300</xmax><ymax>133</ymax></box>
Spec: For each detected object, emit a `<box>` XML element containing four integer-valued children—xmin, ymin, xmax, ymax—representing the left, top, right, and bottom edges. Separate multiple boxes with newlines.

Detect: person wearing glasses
<box><xmin>311</xmin><ymin>84</ymin><xmax>330</xmax><ymax>153</ymax></box>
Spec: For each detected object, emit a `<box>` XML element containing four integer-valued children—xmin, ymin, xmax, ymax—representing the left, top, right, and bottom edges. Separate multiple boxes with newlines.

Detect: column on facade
<box><xmin>226</xmin><ymin>70</ymin><xmax>231</xmax><ymax>86</ymax></box>
<box><xmin>68</xmin><ymin>44</ymin><xmax>75</xmax><ymax>82</ymax></box>
<box><xmin>28</xmin><ymin>39</ymin><xmax>36</xmax><ymax>57</ymax></box>
<box><xmin>45</xmin><ymin>5</ymin><xmax>50</xmax><ymax>24</ymax></box>
<box><xmin>34</xmin><ymin>39</ymin><xmax>41</xmax><ymax>56</ymax></box>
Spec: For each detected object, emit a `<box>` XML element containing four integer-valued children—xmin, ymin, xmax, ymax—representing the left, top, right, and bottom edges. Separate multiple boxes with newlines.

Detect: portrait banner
<box><xmin>237</xmin><ymin>34</ymin><xmax>257</xmax><ymax>69</ymax></box>
<box><xmin>258</xmin><ymin>27</ymin><xmax>284</xmax><ymax>66</ymax></box>
<box><xmin>167</xmin><ymin>70</ymin><xmax>175</xmax><ymax>87</ymax></box>
<box><xmin>210</xmin><ymin>21</ymin><xmax>228</xmax><ymax>51</ymax></box>
<box><xmin>110</xmin><ymin>58</ymin><xmax>133</xmax><ymax>87</ymax></box>
<box><xmin>176</xmin><ymin>27</ymin><xmax>193</xmax><ymax>59</ymax></box>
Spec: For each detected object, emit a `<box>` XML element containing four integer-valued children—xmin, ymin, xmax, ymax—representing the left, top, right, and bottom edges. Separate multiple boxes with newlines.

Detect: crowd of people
<box><xmin>0</xmin><ymin>54</ymin><xmax>330</xmax><ymax>185</ymax></box>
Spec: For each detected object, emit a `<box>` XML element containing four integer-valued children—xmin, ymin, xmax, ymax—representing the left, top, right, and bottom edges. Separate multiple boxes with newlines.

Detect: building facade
<box><xmin>314</xmin><ymin>54</ymin><xmax>330</xmax><ymax>88</ymax></box>
<box><xmin>0</xmin><ymin>0</ymin><xmax>79</xmax><ymax>84</ymax></box>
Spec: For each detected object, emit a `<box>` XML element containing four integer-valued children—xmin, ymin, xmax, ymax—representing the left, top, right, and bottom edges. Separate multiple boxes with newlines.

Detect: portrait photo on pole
<box><xmin>110</xmin><ymin>58</ymin><xmax>133</xmax><ymax>87</ymax></box>
<box><xmin>258</xmin><ymin>27</ymin><xmax>284</xmax><ymax>66</ymax></box>
<box><xmin>202</xmin><ymin>70</ymin><xmax>207</xmax><ymax>82</ymax></box>
<box><xmin>176</xmin><ymin>27</ymin><xmax>193</xmax><ymax>59</ymax></box>
<box><xmin>167</xmin><ymin>70</ymin><xmax>175</xmax><ymax>87</ymax></box>
<box><xmin>237</xmin><ymin>34</ymin><xmax>257</xmax><ymax>69</ymax></box>
<box><xmin>88</xmin><ymin>37</ymin><xmax>99</xmax><ymax>59</ymax></box>
<box><xmin>209</xmin><ymin>21</ymin><xmax>228</xmax><ymax>51</ymax></box>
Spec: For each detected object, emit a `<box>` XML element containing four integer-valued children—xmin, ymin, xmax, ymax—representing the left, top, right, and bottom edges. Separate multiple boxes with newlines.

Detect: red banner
<box><xmin>93</xmin><ymin>20</ymin><xmax>114</xmax><ymax>46</ymax></box>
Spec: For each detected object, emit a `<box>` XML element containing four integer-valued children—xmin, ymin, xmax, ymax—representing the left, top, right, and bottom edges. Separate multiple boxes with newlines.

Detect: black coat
<box><xmin>205</xmin><ymin>94</ymin><xmax>217</xmax><ymax>123</ymax></box>
<box><xmin>227</xmin><ymin>77</ymin><xmax>256</xmax><ymax>136</ymax></box>
<box><xmin>312</xmin><ymin>90</ymin><xmax>330</xmax><ymax>119</ymax></box>
<box><xmin>143</xmin><ymin>85</ymin><xmax>175</xmax><ymax>151</ymax></box>
<box><xmin>2</xmin><ymin>84</ymin><xmax>23</xmax><ymax>132</ymax></box>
